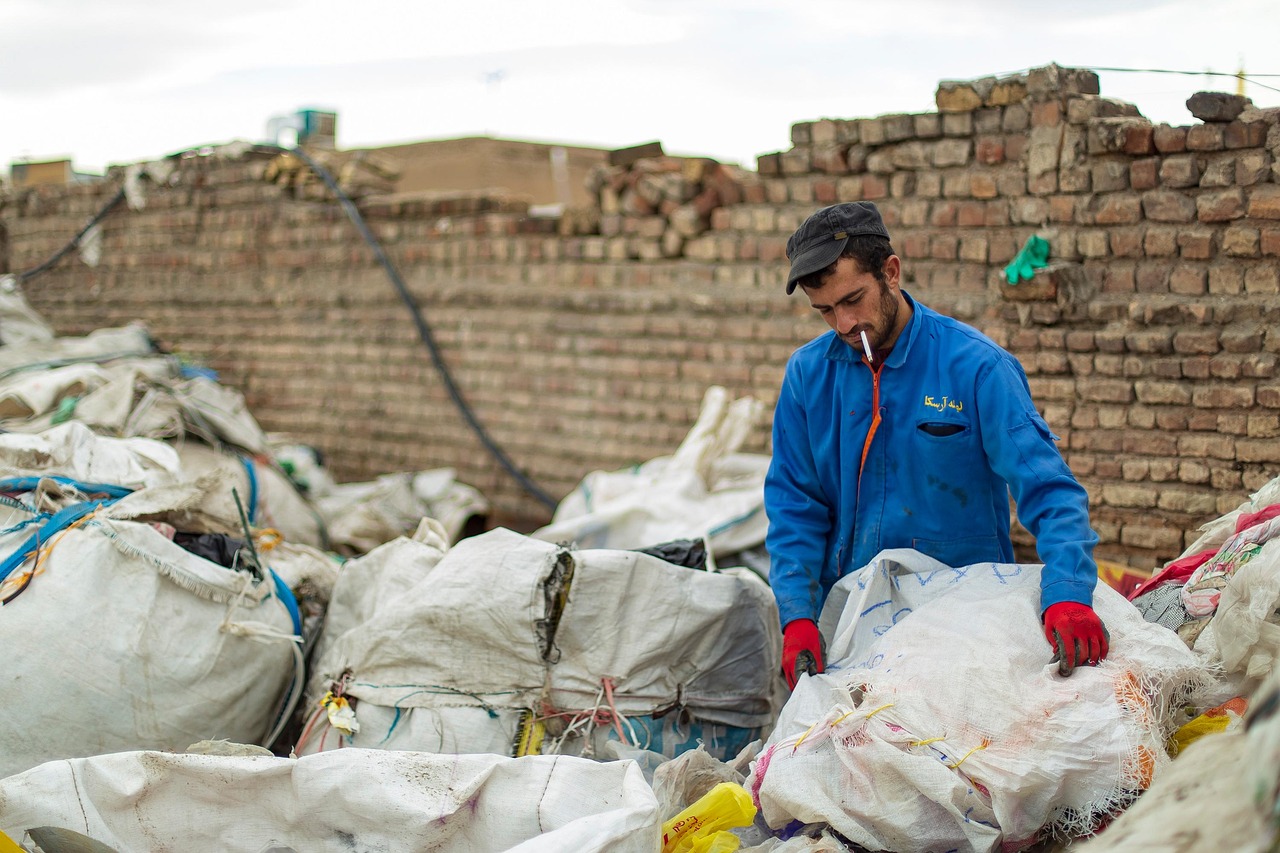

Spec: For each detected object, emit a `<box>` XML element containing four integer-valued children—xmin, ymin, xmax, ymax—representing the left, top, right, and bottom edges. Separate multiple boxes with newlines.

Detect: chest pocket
<box><xmin>919</xmin><ymin>421</ymin><xmax>965</xmax><ymax>437</ymax></box>
<box><xmin>916</xmin><ymin>419</ymin><xmax>971</xmax><ymax>441</ymax></box>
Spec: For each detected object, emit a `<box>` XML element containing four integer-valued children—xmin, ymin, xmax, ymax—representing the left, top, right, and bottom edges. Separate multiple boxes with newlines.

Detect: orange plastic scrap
<box><xmin>1113</xmin><ymin>671</ymin><xmax>1156</xmax><ymax>730</ymax></box>
<box><xmin>1168</xmin><ymin>697</ymin><xmax>1249</xmax><ymax>756</ymax></box>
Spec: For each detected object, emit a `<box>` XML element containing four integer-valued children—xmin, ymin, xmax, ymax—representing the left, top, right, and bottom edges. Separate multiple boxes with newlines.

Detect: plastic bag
<box><xmin>662</xmin><ymin>782</ymin><xmax>756</xmax><ymax>853</ymax></box>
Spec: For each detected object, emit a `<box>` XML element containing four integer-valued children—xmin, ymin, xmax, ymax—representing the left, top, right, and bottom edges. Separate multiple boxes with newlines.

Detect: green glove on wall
<box><xmin>1004</xmin><ymin>234</ymin><xmax>1051</xmax><ymax>284</ymax></box>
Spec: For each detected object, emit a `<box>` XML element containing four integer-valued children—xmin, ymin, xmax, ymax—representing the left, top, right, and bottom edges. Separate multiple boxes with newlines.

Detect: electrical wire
<box><xmin>1087</xmin><ymin>66</ymin><xmax>1280</xmax><ymax>96</ymax></box>
<box><xmin>986</xmin><ymin>64</ymin><xmax>1280</xmax><ymax>96</ymax></box>
<box><xmin>271</xmin><ymin>144</ymin><xmax>558</xmax><ymax>511</ymax></box>
<box><xmin>18</xmin><ymin>187</ymin><xmax>127</xmax><ymax>282</ymax></box>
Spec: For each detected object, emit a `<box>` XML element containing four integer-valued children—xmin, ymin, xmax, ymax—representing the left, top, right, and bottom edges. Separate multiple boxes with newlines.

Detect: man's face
<box><xmin>802</xmin><ymin>255</ymin><xmax>907</xmax><ymax>356</ymax></box>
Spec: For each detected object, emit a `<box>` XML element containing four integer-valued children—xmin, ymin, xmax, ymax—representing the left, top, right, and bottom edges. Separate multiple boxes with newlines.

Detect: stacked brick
<box><xmin>2</xmin><ymin>63</ymin><xmax>1278</xmax><ymax>569</ymax></box>
<box><xmin>582</xmin><ymin>141</ymin><xmax>758</xmax><ymax>260</ymax></box>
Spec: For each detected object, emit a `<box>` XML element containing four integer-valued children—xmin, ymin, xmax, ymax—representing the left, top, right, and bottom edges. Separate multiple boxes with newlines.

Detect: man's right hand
<box><xmin>782</xmin><ymin>619</ymin><xmax>825</xmax><ymax>690</ymax></box>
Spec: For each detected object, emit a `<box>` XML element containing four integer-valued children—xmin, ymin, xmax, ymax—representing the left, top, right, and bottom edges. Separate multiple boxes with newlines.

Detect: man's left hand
<box><xmin>1043</xmin><ymin>602</ymin><xmax>1109</xmax><ymax>676</ymax></box>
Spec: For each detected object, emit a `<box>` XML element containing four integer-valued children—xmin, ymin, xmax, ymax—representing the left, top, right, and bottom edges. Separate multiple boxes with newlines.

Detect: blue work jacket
<box><xmin>764</xmin><ymin>292</ymin><xmax>1099</xmax><ymax>628</ymax></box>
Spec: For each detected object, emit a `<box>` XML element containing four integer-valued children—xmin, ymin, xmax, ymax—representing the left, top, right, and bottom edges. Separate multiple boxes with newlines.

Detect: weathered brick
<box><xmin>1077</xmin><ymin>229</ymin><xmax>1109</xmax><ymax>257</ymax></box>
<box><xmin>1152</xmin><ymin>124</ymin><xmax>1187</xmax><ymax>153</ymax></box>
<box><xmin>1169</xmin><ymin>265</ymin><xmax>1207</xmax><ymax>295</ymax></box>
<box><xmin>1143</xmin><ymin>227</ymin><xmax>1177</xmax><ymax>256</ymax></box>
<box><xmin>1237</xmin><ymin>439</ymin><xmax>1280</xmax><ymax>463</ymax></box>
<box><xmin>1142</xmin><ymin>190</ymin><xmax>1196</xmax><ymax>222</ymax></box>
<box><xmin>1080</xmin><ymin>379</ymin><xmax>1134</xmax><ymax>403</ymax></box>
<box><xmin>1245</xmin><ymin>264</ymin><xmax>1280</xmax><ymax>293</ymax></box>
<box><xmin>1109</xmin><ymin>227</ymin><xmax>1143</xmax><ymax>258</ymax></box>
<box><xmin>1177</xmin><ymin>229</ymin><xmax>1215</xmax><ymax>260</ymax></box>
<box><xmin>1103</xmin><ymin>484</ymin><xmax>1158</xmax><ymax>508</ymax></box>
<box><xmin>975</xmin><ymin>136</ymin><xmax>1004</xmax><ymax>165</ymax></box>
<box><xmin>1049</xmin><ymin>195</ymin><xmax>1078</xmax><ymax>223</ymax></box>
<box><xmin>1129</xmin><ymin>157</ymin><xmax>1159</xmax><ymax>190</ymax></box>
<box><xmin>1177</xmin><ymin>433</ymin><xmax>1235</xmax><ymax>459</ymax></box>
<box><xmin>1134</xmin><ymin>380</ymin><xmax>1191</xmax><ymax>404</ymax></box>
<box><xmin>1208</xmin><ymin>262</ymin><xmax>1245</xmax><ymax>295</ymax></box>
<box><xmin>1091</xmin><ymin>160</ymin><xmax>1130</xmax><ymax>192</ymax></box>
<box><xmin>1198</xmin><ymin>156</ymin><xmax>1236</xmax><ymax>188</ymax></box>
<box><xmin>1222</xmin><ymin>225</ymin><xmax>1261</xmax><ymax>257</ymax></box>
<box><xmin>1248</xmin><ymin>186</ymin><xmax>1280</xmax><ymax>219</ymax></box>
<box><xmin>1174</xmin><ymin>329</ymin><xmax>1221</xmax><ymax>355</ymax></box>
<box><xmin>970</xmin><ymin>173</ymin><xmax>998</xmax><ymax>199</ymax></box>
<box><xmin>1248</xmin><ymin>413</ymin><xmax>1280</xmax><ymax>437</ymax></box>
<box><xmin>1135</xmin><ymin>260</ymin><xmax>1172</xmax><ymax>292</ymax></box>
<box><xmin>1192</xmin><ymin>385</ymin><xmax>1253</xmax><ymax>408</ymax></box>
<box><xmin>1126</xmin><ymin>330</ymin><xmax>1174</xmax><ymax>355</ymax></box>
<box><xmin>1186</xmin><ymin>123</ymin><xmax>1225</xmax><ymax>151</ymax></box>
<box><xmin>1196</xmin><ymin>188</ymin><xmax>1245</xmax><ymax>222</ymax></box>
<box><xmin>1224</xmin><ymin>119</ymin><xmax>1268</xmax><ymax>149</ymax></box>
<box><xmin>1093</xmin><ymin>193</ymin><xmax>1142</xmax><ymax>224</ymax></box>
<box><xmin>1120</xmin><ymin>525</ymin><xmax>1183</xmax><ymax>550</ymax></box>
<box><xmin>1237</xmin><ymin>150</ymin><xmax>1273</xmax><ymax>186</ymax></box>
<box><xmin>1179</xmin><ymin>460</ymin><xmax>1212</xmax><ymax>484</ymax></box>
<box><xmin>1221</xmin><ymin>324</ymin><xmax>1265</xmax><ymax>352</ymax></box>
<box><xmin>1159</xmin><ymin>154</ymin><xmax>1200</xmax><ymax>188</ymax></box>
<box><xmin>1243</xmin><ymin>353</ymin><xmax>1278</xmax><ymax>378</ymax></box>
<box><xmin>1156</xmin><ymin>489</ymin><xmax>1215</xmax><ymax>515</ymax></box>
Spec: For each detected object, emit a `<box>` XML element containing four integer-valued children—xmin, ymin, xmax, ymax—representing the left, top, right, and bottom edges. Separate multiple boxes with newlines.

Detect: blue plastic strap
<box><xmin>0</xmin><ymin>497</ymin><xmax>119</xmax><ymax>584</ymax></box>
<box><xmin>239</xmin><ymin>457</ymin><xmax>259</xmax><ymax>525</ymax></box>
<box><xmin>0</xmin><ymin>476</ymin><xmax>133</xmax><ymax>499</ymax></box>
<box><xmin>269</xmin><ymin>568</ymin><xmax>302</xmax><ymax>636</ymax></box>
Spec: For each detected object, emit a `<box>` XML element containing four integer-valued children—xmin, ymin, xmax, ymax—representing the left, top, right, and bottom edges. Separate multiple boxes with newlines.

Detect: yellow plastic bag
<box><xmin>661</xmin><ymin>782</ymin><xmax>756</xmax><ymax>853</ymax></box>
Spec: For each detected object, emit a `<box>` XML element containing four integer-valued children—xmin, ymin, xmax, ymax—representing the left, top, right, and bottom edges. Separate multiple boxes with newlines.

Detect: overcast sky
<box><xmin>3</xmin><ymin>0</ymin><xmax>1279</xmax><ymax>175</ymax></box>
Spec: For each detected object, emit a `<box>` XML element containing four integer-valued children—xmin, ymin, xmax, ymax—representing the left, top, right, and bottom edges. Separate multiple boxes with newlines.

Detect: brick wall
<box><xmin>2</xmin><ymin>64</ymin><xmax>1279</xmax><ymax>568</ymax></box>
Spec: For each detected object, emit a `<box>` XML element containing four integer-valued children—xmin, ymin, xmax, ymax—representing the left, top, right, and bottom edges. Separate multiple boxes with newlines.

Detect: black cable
<box><xmin>1087</xmin><ymin>66</ymin><xmax>1280</xmax><ymax>96</ymax></box>
<box><xmin>275</xmin><ymin>145</ymin><xmax>559</xmax><ymax>512</ymax></box>
<box><xmin>986</xmin><ymin>64</ymin><xmax>1280</xmax><ymax>96</ymax></box>
<box><xmin>18</xmin><ymin>187</ymin><xmax>127</xmax><ymax>282</ymax></box>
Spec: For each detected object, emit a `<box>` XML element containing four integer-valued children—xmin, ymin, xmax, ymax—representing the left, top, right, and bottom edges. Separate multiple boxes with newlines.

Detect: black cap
<box><xmin>785</xmin><ymin>202</ymin><xmax>891</xmax><ymax>294</ymax></box>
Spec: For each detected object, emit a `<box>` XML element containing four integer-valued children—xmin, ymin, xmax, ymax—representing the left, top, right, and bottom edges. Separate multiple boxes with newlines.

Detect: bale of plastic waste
<box><xmin>300</xmin><ymin>526</ymin><xmax>781</xmax><ymax>761</ymax></box>
<box><xmin>748</xmin><ymin>549</ymin><xmax>1207</xmax><ymax>853</ymax></box>
<box><xmin>0</xmin><ymin>438</ymin><xmax>339</xmax><ymax>779</ymax></box>
<box><xmin>0</xmin><ymin>748</ymin><xmax>660</xmax><ymax>853</ymax></box>
<box><xmin>533</xmin><ymin>387</ymin><xmax>769</xmax><ymax>569</ymax></box>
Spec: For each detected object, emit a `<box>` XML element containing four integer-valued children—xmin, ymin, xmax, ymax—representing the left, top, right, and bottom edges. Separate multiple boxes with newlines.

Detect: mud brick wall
<box><xmin>3</xmin><ymin>64</ymin><xmax>1280</xmax><ymax>569</ymax></box>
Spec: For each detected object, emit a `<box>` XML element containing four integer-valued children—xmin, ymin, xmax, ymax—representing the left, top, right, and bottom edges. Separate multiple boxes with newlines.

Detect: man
<box><xmin>765</xmin><ymin>201</ymin><xmax>1107</xmax><ymax>689</ymax></box>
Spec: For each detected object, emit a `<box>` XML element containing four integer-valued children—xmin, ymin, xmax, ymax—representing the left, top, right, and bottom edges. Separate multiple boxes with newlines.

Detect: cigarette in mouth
<box><xmin>860</xmin><ymin>330</ymin><xmax>874</xmax><ymax>363</ymax></box>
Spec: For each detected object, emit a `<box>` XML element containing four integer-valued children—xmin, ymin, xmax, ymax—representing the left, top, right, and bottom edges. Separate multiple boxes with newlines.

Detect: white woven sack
<box><xmin>0</xmin><ymin>517</ymin><xmax>298</xmax><ymax>779</ymax></box>
<box><xmin>0</xmin><ymin>325</ymin><xmax>153</xmax><ymax>379</ymax></box>
<box><xmin>0</xmin><ymin>276</ymin><xmax>55</xmax><ymax>346</ymax></box>
<box><xmin>0</xmin><ymin>420</ymin><xmax>182</xmax><ymax>490</ymax></box>
<box><xmin>0</xmin><ymin>749</ymin><xmax>660</xmax><ymax>853</ymax></box>
<box><xmin>532</xmin><ymin>386</ymin><xmax>768</xmax><ymax>559</ymax></box>
<box><xmin>303</xmin><ymin>526</ymin><xmax>780</xmax><ymax>756</ymax></box>
<box><xmin>750</xmin><ymin>549</ymin><xmax>1204</xmax><ymax>853</ymax></box>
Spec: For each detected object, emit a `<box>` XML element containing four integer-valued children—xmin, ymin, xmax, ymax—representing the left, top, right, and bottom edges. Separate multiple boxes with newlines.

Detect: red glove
<box><xmin>782</xmin><ymin>619</ymin><xmax>825</xmax><ymax>690</ymax></box>
<box><xmin>1043</xmin><ymin>602</ymin><xmax>1109</xmax><ymax>676</ymax></box>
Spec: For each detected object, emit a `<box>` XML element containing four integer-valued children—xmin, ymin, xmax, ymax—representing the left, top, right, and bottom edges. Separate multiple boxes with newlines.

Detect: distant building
<box><xmin>358</xmin><ymin>136</ymin><xmax>609</xmax><ymax>209</ymax></box>
<box><xmin>8</xmin><ymin>158</ymin><xmax>100</xmax><ymax>189</ymax></box>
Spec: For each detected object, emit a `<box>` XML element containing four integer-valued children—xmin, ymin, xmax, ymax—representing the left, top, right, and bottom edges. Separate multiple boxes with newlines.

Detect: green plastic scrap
<box><xmin>51</xmin><ymin>396</ymin><xmax>80</xmax><ymax>425</ymax></box>
<box><xmin>1003</xmin><ymin>235</ymin><xmax>1051</xmax><ymax>285</ymax></box>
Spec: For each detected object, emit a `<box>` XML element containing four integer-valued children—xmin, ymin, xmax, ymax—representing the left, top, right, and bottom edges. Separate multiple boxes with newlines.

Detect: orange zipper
<box><xmin>858</xmin><ymin>360</ymin><xmax>882</xmax><ymax>479</ymax></box>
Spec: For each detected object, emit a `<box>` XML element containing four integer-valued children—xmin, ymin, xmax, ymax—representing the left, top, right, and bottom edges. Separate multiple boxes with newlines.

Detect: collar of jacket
<box><xmin>822</xmin><ymin>289</ymin><xmax>923</xmax><ymax>368</ymax></box>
